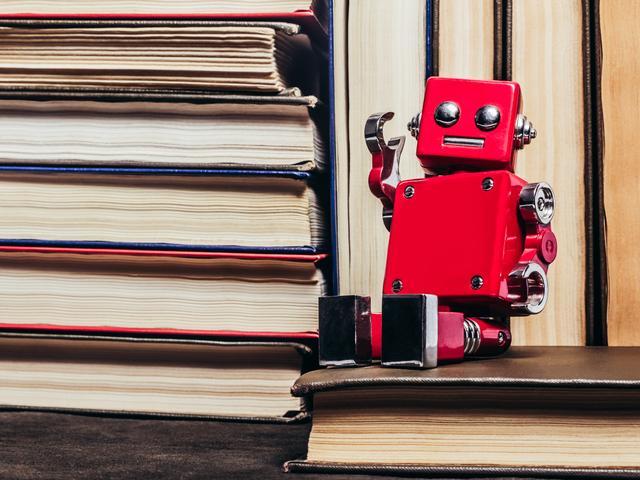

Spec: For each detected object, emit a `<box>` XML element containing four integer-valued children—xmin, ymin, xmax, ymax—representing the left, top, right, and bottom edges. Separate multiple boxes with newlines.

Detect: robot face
<box><xmin>415</xmin><ymin>77</ymin><xmax>534</xmax><ymax>172</ymax></box>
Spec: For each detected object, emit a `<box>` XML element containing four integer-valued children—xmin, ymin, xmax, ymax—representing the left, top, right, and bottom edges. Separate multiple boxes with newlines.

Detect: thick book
<box><xmin>286</xmin><ymin>346</ymin><xmax>640</xmax><ymax>476</ymax></box>
<box><xmin>0</xmin><ymin>167</ymin><xmax>325</xmax><ymax>251</ymax></box>
<box><xmin>599</xmin><ymin>0</ymin><xmax>638</xmax><ymax>346</ymax></box>
<box><xmin>435</xmin><ymin>0</ymin><xmax>495</xmax><ymax>80</ymax></box>
<box><xmin>0</xmin><ymin>21</ymin><xmax>319</xmax><ymax>94</ymax></box>
<box><xmin>330</xmin><ymin>0</ymin><xmax>428</xmax><ymax>309</ymax></box>
<box><xmin>0</xmin><ymin>0</ymin><xmax>327</xmax><ymax>29</ymax></box>
<box><xmin>0</xmin><ymin>247</ymin><xmax>325</xmax><ymax>336</ymax></box>
<box><xmin>508</xmin><ymin>0</ymin><xmax>589</xmax><ymax>346</ymax></box>
<box><xmin>0</xmin><ymin>94</ymin><xmax>325</xmax><ymax>171</ymax></box>
<box><xmin>0</xmin><ymin>332</ymin><xmax>313</xmax><ymax>421</ymax></box>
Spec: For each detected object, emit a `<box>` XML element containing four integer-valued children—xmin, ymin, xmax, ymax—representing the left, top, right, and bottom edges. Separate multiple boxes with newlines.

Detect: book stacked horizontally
<box><xmin>286</xmin><ymin>348</ymin><xmax>640</xmax><ymax>476</ymax></box>
<box><xmin>0</xmin><ymin>0</ymin><xmax>329</xmax><ymax>421</ymax></box>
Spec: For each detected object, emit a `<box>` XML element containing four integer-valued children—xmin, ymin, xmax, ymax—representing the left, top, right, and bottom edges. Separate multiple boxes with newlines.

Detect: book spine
<box><xmin>328</xmin><ymin>0</ymin><xmax>339</xmax><ymax>295</ymax></box>
<box><xmin>582</xmin><ymin>0</ymin><xmax>606</xmax><ymax>345</ymax></box>
<box><xmin>0</xmin><ymin>245</ymin><xmax>327</xmax><ymax>262</ymax></box>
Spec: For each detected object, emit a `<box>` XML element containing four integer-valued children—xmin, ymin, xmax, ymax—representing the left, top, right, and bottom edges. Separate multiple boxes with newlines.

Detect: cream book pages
<box><xmin>437</xmin><ymin>0</ymin><xmax>494</xmax><ymax>80</ymax></box>
<box><xmin>0</xmin><ymin>252</ymin><xmax>324</xmax><ymax>332</ymax></box>
<box><xmin>0</xmin><ymin>173</ymin><xmax>324</xmax><ymax>248</ymax></box>
<box><xmin>0</xmin><ymin>25</ymin><xmax>311</xmax><ymax>93</ymax></box>
<box><xmin>307</xmin><ymin>388</ymin><xmax>640</xmax><ymax>468</ymax></box>
<box><xmin>0</xmin><ymin>337</ymin><xmax>304</xmax><ymax>418</ymax></box>
<box><xmin>340</xmin><ymin>0</ymin><xmax>426</xmax><ymax>310</ymax></box>
<box><xmin>600</xmin><ymin>0</ymin><xmax>640</xmax><ymax>345</ymax></box>
<box><xmin>510</xmin><ymin>0</ymin><xmax>586</xmax><ymax>345</ymax></box>
<box><xmin>0</xmin><ymin>100</ymin><xmax>322</xmax><ymax>170</ymax></box>
<box><xmin>0</xmin><ymin>0</ymin><xmax>318</xmax><ymax>14</ymax></box>
<box><xmin>338</xmin><ymin>0</ymin><xmax>492</xmax><ymax>306</ymax></box>
<box><xmin>331</xmin><ymin>0</ymin><xmax>350</xmax><ymax>286</ymax></box>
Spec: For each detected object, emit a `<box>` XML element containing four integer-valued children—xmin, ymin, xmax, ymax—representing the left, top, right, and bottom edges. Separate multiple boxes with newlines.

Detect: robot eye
<box><xmin>474</xmin><ymin>105</ymin><xmax>501</xmax><ymax>131</ymax></box>
<box><xmin>434</xmin><ymin>101</ymin><xmax>460</xmax><ymax>127</ymax></box>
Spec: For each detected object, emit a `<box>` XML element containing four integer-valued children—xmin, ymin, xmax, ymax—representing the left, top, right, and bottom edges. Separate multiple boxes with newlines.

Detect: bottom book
<box><xmin>286</xmin><ymin>347</ymin><xmax>640</xmax><ymax>477</ymax></box>
<box><xmin>0</xmin><ymin>333</ymin><xmax>313</xmax><ymax>422</ymax></box>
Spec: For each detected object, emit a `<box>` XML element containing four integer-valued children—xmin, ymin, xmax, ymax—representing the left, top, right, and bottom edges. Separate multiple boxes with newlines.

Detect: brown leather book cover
<box><xmin>292</xmin><ymin>346</ymin><xmax>640</xmax><ymax>394</ymax></box>
<box><xmin>286</xmin><ymin>347</ymin><xmax>640</xmax><ymax>477</ymax></box>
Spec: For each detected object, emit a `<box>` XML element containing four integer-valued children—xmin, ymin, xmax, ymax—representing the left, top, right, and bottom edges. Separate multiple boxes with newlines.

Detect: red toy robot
<box><xmin>319</xmin><ymin>77</ymin><xmax>556</xmax><ymax>369</ymax></box>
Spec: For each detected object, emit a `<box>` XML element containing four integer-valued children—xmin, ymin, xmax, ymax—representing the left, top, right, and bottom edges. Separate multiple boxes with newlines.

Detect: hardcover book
<box><xmin>0</xmin><ymin>21</ymin><xmax>319</xmax><ymax>94</ymax></box>
<box><xmin>0</xmin><ymin>167</ymin><xmax>326</xmax><ymax>251</ymax></box>
<box><xmin>0</xmin><ymin>247</ymin><xmax>326</xmax><ymax>336</ymax></box>
<box><xmin>509</xmin><ymin>0</ymin><xmax>588</xmax><ymax>345</ymax></box>
<box><xmin>330</xmin><ymin>0</ymin><xmax>427</xmax><ymax>308</ymax></box>
<box><xmin>600</xmin><ymin>0</ymin><xmax>640</xmax><ymax>346</ymax></box>
<box><xmin>436</xmin><ymin>0</ymin><xmax>494</xmax><ymax>80</ymax></box>
<box><xmin>0</xmin><ymin>333</ymin><xmax>313</xmax><ymax>421</ymax></box>
<box><xmin>0</xmin><ymin>95</ymin><xmax>325</xmax><ymax>171</ymax></box>
<box><xmin>287</xmin><ymin>346</ymin><xmax>640</xmax><ymax>476</ymax></box>
<box><xmin>0</xmin><ymin>0</ymin><xmax>327</xmax><ymax>30</ymax></box>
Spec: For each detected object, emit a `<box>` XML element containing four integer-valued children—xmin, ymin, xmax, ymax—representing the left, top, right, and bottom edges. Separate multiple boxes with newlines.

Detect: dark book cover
<box><xmin>287</xmin><ymin>346</ymin><xmax>640</xmax><ymax>478</ymax></box>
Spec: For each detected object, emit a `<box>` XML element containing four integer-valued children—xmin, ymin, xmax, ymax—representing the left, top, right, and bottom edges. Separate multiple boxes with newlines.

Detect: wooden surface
<box><xmin>0</xmin><ymin>411</ymin><xmax>541</xmax><ymax>479</ymax></box>
<box><xmin>510</xmin><ymin>0</ymin><xmax>586</xmax><ymax>345</ymax></box>
<box><xmin>601</xmin><ymin>0</ymin><xmax>640</xmax><ymax>345</ymax></box>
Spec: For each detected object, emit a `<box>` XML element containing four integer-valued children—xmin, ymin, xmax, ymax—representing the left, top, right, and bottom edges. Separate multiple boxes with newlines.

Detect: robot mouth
<box><xmin>443</xmin><ymin>136</ymin><xmax>485</xmax><ymax>148</ymax></box>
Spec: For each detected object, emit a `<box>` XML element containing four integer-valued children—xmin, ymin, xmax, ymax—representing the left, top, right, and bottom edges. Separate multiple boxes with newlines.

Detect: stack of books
<box><xmin>0</xmin><ymin>0</ymin><xmax>329</xmax><ymax>421</ymax></box>
<box><xmin>283</xmin><ymin>2</ymin><xmax>640</xmax><ymax>476</ymax></box>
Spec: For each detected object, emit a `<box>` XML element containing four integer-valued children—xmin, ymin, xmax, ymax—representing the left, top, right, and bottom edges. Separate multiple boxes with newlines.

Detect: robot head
<box><xmin>411</xmin><ymin>77</ymin><xmax>536</xmax><ymax>173</ymax></box>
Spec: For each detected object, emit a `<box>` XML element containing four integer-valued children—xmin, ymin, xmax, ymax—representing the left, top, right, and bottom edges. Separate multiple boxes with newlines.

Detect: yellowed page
<box><xmin>438</xmin><ymin>0</ymin><xmax>494</xmax><ymax>79</ymax></box>
<box><xmin>510</xmin><ymin>0</ymin><xmax>585</xmax><ymax>345</ymax></box>
<box><xmin>332</xmin><ymin>0</ymin><xmax>351</xmax><ymax>290</ymax></box>
<box><xmin>344</xmin><ymin>0</ymin><xmax>426</xmax><ymax>309</ymax></box>
<box><xmin>600</xmin><ymin>0</ymin><xmax>640</xmax><ymax>345</ymax></box>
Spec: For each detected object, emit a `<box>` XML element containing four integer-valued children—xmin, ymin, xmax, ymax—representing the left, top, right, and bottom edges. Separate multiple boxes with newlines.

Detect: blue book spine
<box><xmin>328</xmin><ymin>0</ymin><xmax>339</xmax><ymax>295</ymax></box>
<box><xmin>0</xmin><ymin>165</ymin><xmax>312</xmax><ymax>180</ymax></box>
<box><xmin>0</xmin><ymin>165</ymin><xmax>317</xmax><ymax>254</ymax></box>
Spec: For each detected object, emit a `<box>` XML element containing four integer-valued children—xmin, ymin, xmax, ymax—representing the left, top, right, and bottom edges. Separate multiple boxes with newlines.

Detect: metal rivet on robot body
<box><xmin>471</xmin><ymin>275</ymin><xmax>484</xmax><ymax>290</ymax></box>
<box><xmin>514</xmin><ymin>114</ymin><xmax>537</xmax><ymax>149</ymax></box>
<box><xmin>482</xmin><ymin>177</ymin><xmax>494</xmax><ymax>191</ymax></box>
<box><xmin>392</xmin><ymin>279</ymin><xmax>403</xmax><ymax>293</ymax></box>
<box><xmin>404</xmin><ymin>185</ymin><xmax>415</xmax><ymax>199</ymax></box>
<box><xmin>519</xmin><ymin>182</ymin><xmax>555</xmax><ymax>225</ymax></box>
<box><xmin>407</xmin><ymin>112</ymin><xmax>421</xmax><ymax>139</ymax></box>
